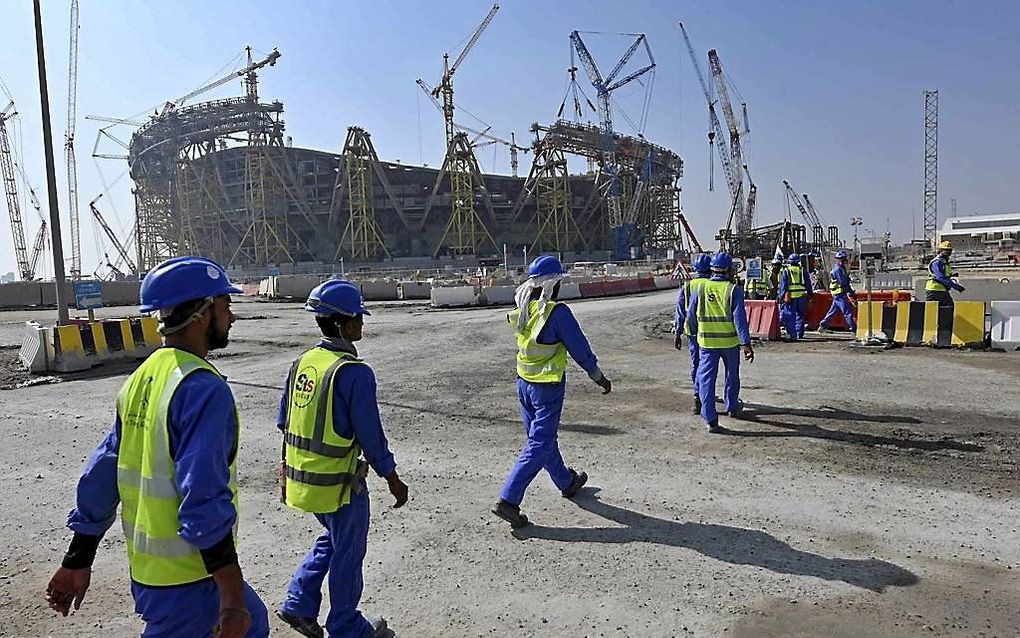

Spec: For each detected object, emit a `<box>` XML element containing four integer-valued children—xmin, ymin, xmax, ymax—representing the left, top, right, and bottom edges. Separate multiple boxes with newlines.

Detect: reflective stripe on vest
<box><xmin>829</xmin><ymin>266</ymin><xmax>847</xmax><ymax>295</ymax></box>
<box><xmin>116</xmin><ymin>348</ymin><xmax>239</xmax><ymax>587</ymax></box>
<box><xmin>682</xmin><ymin>278</ymin><xmax>710</xmax><ymax>336</ymax></box>
<box><xmin>784</xmin><ymin>265</ymin><xmax>807</xmax><ymax>298</ymax></box>
<box><xmin>283</xmin><ymin>348</ymin><xmax>363</xmax><ymax>514</ymax></box>
<box><xmin>925</xmin><ymin>257</ymin><xmax>949</xmax><ymax>292</ymax></box>
<box><xmin>696</xmin><ymin>280</ymin><xmax>740</xmax><ymax>349</ymax></box>
<box><xmin>508</xmin><ymin>300</ymin><xmax>568</xmax><ymax>383</ymax></box>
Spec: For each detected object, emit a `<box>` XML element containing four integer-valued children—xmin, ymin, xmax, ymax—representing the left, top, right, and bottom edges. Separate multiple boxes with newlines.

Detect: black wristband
<box><xmin>199</xmin><ymin>531</ymin><xmax>238</xmax><ymax>574</ymax></box>
<box><xmin>61</xmin><ymin>532</ymin><xmax>102</xmax><ymax>570</ymax></box>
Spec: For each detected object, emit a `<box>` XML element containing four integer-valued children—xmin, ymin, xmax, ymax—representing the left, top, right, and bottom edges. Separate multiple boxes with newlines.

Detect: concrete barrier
<box><xmin>856</xmin><ymin>301</ymin><xmax>985</xmax><ymax>347</ymax></box>
<box><xmin>430</xmin><ymin>286</ymin><xmax>477</xmax><ymax>308</ymax></box>
<box><xmin>990</xmin><ymin>301</ymin><xmax>1020</xmax><ymax>351</ymax></box>
<box><xmin>481</xmin><ymin>285</ymin><xmax>516</xmax><ymax>306</ymax></box>
<box><xmin>913</xmin><ymin>276</ymin><xmax>1020</xmax><ymax>303</ymax></box>
<box><xmin>272</xmin><ymin>275</ymin><xmax>323</xmax><ymax>299</ymax></box>
<box><xmin>20</xmin><ymin>316</ymin><xmax>162</xmax><ymax>373</ymax></box>
<box><xmin>654</xmin><ymin>276</ymin><xmax>680</xmax><ymax>290</ymax></box>
<box><xmin>359</xmin><ymin>280</ymin><xmax>399</xmax><ymax>301</ymax></box>
<box><xmin>399</xmin><ymin>281</ymin><xmax>432</xmax><ymax>300</ymax></box>
<box><xmin>100</xmin><ymin>281</ymin><xmax>140</xmax><ymax>307</ymax></box>
<box><xmin>579</xmin><ymin>282</ymin><xmax>606</xmax><ymax>298</ymax></box>
<box><xmin>637</xmin><ymin>277</ymin><xmax>656</xmax><ymax>292</ymax></box>
<box><xmin>558</xmin><ymin>282</ymin><xmax>581</xmax><ymax>300</ymax></box>
<box><xmin>40</xmin><ymin>282</ymin><xmax>74</xmax><ymax>307</ymax></box>
<box><xmin>621</xmin><ymin>279</ymin><xmax>641</xmax><ymax>295</ymax></box>
<box><xmin>0</xmin><ymin>281</ymin><xmax>44</xmax><ymax>307</ymax></box>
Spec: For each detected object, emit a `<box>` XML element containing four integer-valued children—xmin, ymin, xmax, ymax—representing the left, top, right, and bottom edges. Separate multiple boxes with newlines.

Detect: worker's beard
<box><xmin>206</xmin><ymin>308</ymin><xmax>230</xmax><ymax>351</ymax></box>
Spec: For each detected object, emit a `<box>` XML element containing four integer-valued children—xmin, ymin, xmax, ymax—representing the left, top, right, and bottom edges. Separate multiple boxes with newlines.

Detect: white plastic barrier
<box><xmin>482</xmin><ymin>285</ymin><xmax>516</xmax><ymax>306</ymax></box>
<box><xmin>990</xmin><ymin>301</ymin><xmax>1020</xmax><ymax>351</ymax></box>
<box><xmin>654</xmin><ymin>276</ymin><xmax>680</xmax><ymax>290</ymax></box>
<box><xmin>273</xmin><ymin>275</ymin><xmax>323</xmax><ymax>299</ymax></box>
<box><xmin>558</xmin><ymin>282</ymin><xmax>581</xmax><ymax>300</ymax></box>
<box><xmin>399</xmin><ymin>281</ymin><xmax>432</xmax><ymax>300</ymax></box>
<box><xmin>360</xmin><ymin>280</ymin><xmax>400</xmax><ymax>301</ymax></box>
<box><xmin>430</xmin><ymin>286</ymin><xmax>477</xmax><ymax>308</ymax></box>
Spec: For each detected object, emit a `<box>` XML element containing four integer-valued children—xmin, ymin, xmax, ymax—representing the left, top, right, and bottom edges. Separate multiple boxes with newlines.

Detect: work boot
<box><xmin>707</xmin><ymin>420</ymin><xmax>726</xmax><ymax>434</ymax></box>
<box><xmin>725</xmin><ymin>401</ymin><xmax>746</xmax><ymax>419</ymax></box>
<box><xmin>817</xmin><ymin>324</ymin><xmax>832</xmax><ymax>334</ymax></box>
<box><xmin>692</xmin><ymin>395</ymin><xmax>702</xmax><ymax>414</ymax></box>
<box><xmin>366</xmin><ymin>615</ymin><xmax>394</xmax><ymax>638</ymax></box>
<box><xmin>492</xmin><ymin>499</ymin><xmax>530</xmax><ymax>528</ymax></box>
<box><xmin>561</xmin><ymin>468</ymin><xmax>588</xmax><ymax>498</ymax></box>
<box><xmin>276</xmin><ymin>611</ymin><xmax>324</xmax><ymax>638</ymax></box>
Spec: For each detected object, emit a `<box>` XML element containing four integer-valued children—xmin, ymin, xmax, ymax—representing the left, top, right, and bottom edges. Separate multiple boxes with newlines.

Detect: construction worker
<box><xmin>493</xmin><ymin>255</ymin><xmax>612</xmax><ymax>528</ymax></box>
<box><xmin>778</xmin><ymin>253</ymin><xmax>813</xmax><ymax>341</ymax></box>
<box><xmin>767</xmin><ymin>257</ymin><xmax>784</xmax><ymax>299</ymax></box>
<box><xmin>745</xmin><ymin>275</ymin><xmax>770</xmax><ymax>301</ymax></box>
<box><xmin>45</xmin><ymin>256</ymin><xmax>269</xmax><ymax>638</ymax></box>
<box><xmin>686</xmin><ymin>251</ymin><xmax>754</xmax><ymax>433</ymax></box>
<box><xmin>819</xmin><ymin>249</ymin><xmax>857</xmax><ymax>332</ymax></box>
<box><xmin>276</xmin><ymin>280</ymin><xmax>406</xmax><ymax>638</ymax></box>
<box><xmin>926</xmin><ymin>240</ymin><xmax>965</xmax><ymax>306</ymax></box>
<box><xmin>674</xmin><ymin>253</ymin><xmax>712</xmax><ymax>413</ymax></box>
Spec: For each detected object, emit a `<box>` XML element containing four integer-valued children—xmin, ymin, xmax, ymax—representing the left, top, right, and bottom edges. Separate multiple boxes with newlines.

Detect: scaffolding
<box><xmin>334</xmin><ymin>127</ymin><xmax>389</xmax><ymax>260</ymax></box>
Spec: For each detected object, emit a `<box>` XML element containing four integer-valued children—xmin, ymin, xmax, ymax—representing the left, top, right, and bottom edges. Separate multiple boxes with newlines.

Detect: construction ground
<box><xmin>0</xmin><ymin>290</ymin><xmax>1017</xmax><ymax>637</ymax></box>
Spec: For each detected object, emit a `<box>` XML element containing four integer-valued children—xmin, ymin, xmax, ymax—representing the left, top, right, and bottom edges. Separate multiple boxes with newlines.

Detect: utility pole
<box><xmin>34</xmin><ymin>0</ymin><xmax>69</xmax><ymax>324</ymax></box>
<box><xmin>922</xmin><ymin>90</ymin><xmax>938</xmax><ymax>249</ymax></box>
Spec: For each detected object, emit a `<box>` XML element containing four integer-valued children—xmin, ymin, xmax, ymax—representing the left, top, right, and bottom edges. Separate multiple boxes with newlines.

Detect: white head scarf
<box><xmin>513</xmin><ymin>272</ymin><xmax>567</xmax><ymax>333</ymax></box>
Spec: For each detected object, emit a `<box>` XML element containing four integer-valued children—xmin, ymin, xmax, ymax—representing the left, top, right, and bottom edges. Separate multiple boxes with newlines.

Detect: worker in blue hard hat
<box><xmin>777</xmin><ymin>252</ymin><xmax>814</xmax><ymax>341</ymax></box>
<box><xmin>493</xmin><ymin>255</ymin><xmax>612</xmax><ymax>528</ymax></box>
<box><xmin>276</xmin><ymin>279</ymin><xmax>405</xmax><ymax>638</ymax></box>
<box><xmin>686</xmin><ymin>251</ymin><xmax>754</xmax><ymax>433</ymax></box>
<box><xmin>925</xmin><ymin>240</ymin><xmax>965</xmax><ymax>306</ymax></box>
<box><xmin>46</xmin><ymin>256</ymin><xmax>269</xmax><ymax>638</ymax></box>
<box><xmin>675</xmin><ymin>253</ymin><xmax>713</xmax><ymax>413</ymax></box>
<box><xmin>819</xmin><ymin>249</ymin><xmax>857</xmax><ymax>333</ymax></box>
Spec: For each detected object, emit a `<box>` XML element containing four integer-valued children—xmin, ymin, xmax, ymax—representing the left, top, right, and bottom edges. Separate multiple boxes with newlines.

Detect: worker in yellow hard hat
<box><xmin>925</xmin><ymin>240</ymin><xmax>965</xmax><ymax>306</ymax></box>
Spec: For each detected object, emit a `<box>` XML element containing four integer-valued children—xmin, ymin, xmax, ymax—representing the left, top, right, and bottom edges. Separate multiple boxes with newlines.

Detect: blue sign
<box><xmin>74</xmin><ymin>281</ymin><xmax>103</xmax><ymax>310</ymax></box>
<box><xmin>746</xmin><ymin>257</ymin><xmax>763</xmax><ymax>280</ymax></box>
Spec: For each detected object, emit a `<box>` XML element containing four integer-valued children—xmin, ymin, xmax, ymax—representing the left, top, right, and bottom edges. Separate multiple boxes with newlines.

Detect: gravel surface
<box><xmin>0</xmin><ymin>291</ymin><xmax>1016</xmax><ymax>637</ymax></box>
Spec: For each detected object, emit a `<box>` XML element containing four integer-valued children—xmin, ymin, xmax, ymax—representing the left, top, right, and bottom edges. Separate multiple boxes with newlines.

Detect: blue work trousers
<box><xmin>132</xmin><ymin>578</ymin><xmax>268</xmax><ymax>638</ymax></box>
<box><xmin>780</xmin><ymin>297</ymin><xmax>809</xmax><ymax>340</ymax></box>
<box><xmin>697</xmin><ymin>347</ymin><xmax>742</xmax><ymax>425</ymax></box>
<box><xmin>280</xmin><ymin>489</ymin><xmax>374</xmax><ymax>638</ymax></box>
<box><xmin>499</xmin><ymin>378</ymin><xmax>573</xmax><ymax>506</ymax></box>
<box><xmin>821</xmin><ymin>294</ymin><xmax>856</xmax><ymax>331</ymax></box>
<box><xmin>687</xmin><ymin>338</ymin><xmax>701</xmax><ymax>397</ymax></box>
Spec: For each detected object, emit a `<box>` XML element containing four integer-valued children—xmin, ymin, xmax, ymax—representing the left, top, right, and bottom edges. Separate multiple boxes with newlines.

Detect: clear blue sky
<box><xmin>1</xmin><ymin>0</ymin><xmax>1018</xmax><ymax>276</ymax></box>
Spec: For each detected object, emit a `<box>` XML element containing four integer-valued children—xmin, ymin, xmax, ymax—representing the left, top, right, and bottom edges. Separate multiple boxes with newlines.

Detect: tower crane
<box><xmin>65</xmin><ymin>0</ymin><xmax>82</xmax><ymax>280</ymax></box>
<box><xmin>89</xmin><ymin>193</ymin><xmax>136</xmax><ymax>275</ymax></box>
<box><xmin>0</xmin><ymin>101</ymin><xmax>32</xmax><ymax>280</ymax></box>
<box><xmin>708</xmin><ymin>48</ymin><xmax>748</xmax><ymax>241</ymax></box>
<box><xmin>569</xmin><ymin>30</ymin><xmax>656</xmax><ymax>259</ymax></box>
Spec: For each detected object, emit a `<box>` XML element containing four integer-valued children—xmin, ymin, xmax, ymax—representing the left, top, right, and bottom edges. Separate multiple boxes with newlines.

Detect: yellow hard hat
<box><xmin>938</xmin><ymin>240</ymin><xmax>953</xmax><ymax>250</ymax></box>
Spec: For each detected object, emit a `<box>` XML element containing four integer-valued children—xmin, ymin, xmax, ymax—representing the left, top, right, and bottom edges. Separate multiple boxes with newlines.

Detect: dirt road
<box><xmin>1</xmin><ymin>291</ymin><xmax>1016</xmax><ymax>636</ymax></box>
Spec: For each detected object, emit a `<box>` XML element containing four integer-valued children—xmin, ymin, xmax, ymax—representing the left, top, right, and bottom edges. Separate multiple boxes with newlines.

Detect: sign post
<box><xmin>74</xmin><ymin>280</ymin><xmax>103</xmax><ymax>321</ymax></box>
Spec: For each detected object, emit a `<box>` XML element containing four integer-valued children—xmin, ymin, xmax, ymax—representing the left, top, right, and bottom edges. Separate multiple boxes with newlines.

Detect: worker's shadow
<box><xmin>514</xmin><ymin>488</ymin><xmax>919</xmax><ymax>593</ymax></box>
<box><xmin>721</xmin><ymin>404</ymin><xmax>983</xmax><ymax>453</ymax></box>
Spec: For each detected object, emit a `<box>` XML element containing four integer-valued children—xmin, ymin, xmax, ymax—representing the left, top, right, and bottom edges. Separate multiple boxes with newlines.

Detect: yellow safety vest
<box><xmin>696</xmin><ymin>280</ymin><xmax>740</xmax><ymax>350</ymax></box>
<box><xmin>925</xmin><ymin>257</ymin><xmax>950</xmax><ymax>292</ymax></box>
<box><xmin>116</xmin><ymin>348</ymin><xmax>239</xmax><ymax>587</ymax></box>
<box><xmin>682</xmin><ymin>278</ymin><xmax>710</xmax><ymax>336</ymax></box>
<box><xmin>283</xmin><ymin>347</ymin><xmax>364</xmax><ymax>514</ymax></box>
<box><xmin>783</xmin><ymin>265</ymin><xmax>807</xmax><ymax>299</ymax></box>
<box><xmin>829</xmin><ymin>266</ymin><xmax>847</xmax><ymax>295</ymax></box>
<box><xmin>508</xmin><ymin>300</ymin><xmax>568</xmax><ymax>383</ymax></box>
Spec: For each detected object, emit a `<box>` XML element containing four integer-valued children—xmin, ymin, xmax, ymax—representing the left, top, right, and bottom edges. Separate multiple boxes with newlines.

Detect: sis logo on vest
<box><xmin>293</xmin><ymin>366</ymin><xmax>318</xmax><ymax>408</ymax></box>
<box><xmin>707</xmin><ymin>291</ymin><xmax>719</xmax><ymax>303</ymax></box>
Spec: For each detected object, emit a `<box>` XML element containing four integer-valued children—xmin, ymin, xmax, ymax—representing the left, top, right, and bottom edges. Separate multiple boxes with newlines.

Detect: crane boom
<box><xmin>782</xmin><ymin>180</ymin><xmax>819</xmax><ymax>227</ymax></box>
<box><xmin>0</xmin><ymin>102</ymin><xmax>32</xmax><ymax>280</ymax></box>
<box><xmin>65</xmin><ymin>0</ymin><xmax>82</xmax><ymax>279</ymax></box>
<box><xmin>708</xmin><ymin>48</ymin><xmax>746</xmax><ymax>235</ymax></box>
<box><xmin>678</xmin><ymin>22</ymin><xmax>737</xmax><ymax>198</ymax></box>
<box><xmin>28</xmin><ymin>221</ymin><xmax>47</xmax><ymax>276</ymax></box>
<box><xmin>88</xmin><ymin>194</ymin><xmax>136</xmax><ymax>274</ymax></box>
<box><xmin>448</xmin><ymin>3</ymin><xmax>499</xmax><ymax>77</ymax></box>
<box><xmin>801</xmin><ymin>193</ymin><xmax>826</xmax><ymax>229</ymax></box>
<box><xmin>174</xmin><ymin>49</ymin><xmax>280</xmax><ymax>107</ymax></box>
<box><xmin>678</xmin><ymin>212</ymin><xmax>703</xmax><ymax>253</ymax></box>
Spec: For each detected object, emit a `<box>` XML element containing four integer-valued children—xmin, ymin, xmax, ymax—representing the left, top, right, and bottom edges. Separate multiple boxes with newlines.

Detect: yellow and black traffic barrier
<box><xmin>31</xmin><ymin>317</ymin><xmax>162</xmax><ymax>372</ymax></box>
<box><xmin>856</xmin><ymin>301</ymin><xmax>985</xmax><ymax>348</ymax></box>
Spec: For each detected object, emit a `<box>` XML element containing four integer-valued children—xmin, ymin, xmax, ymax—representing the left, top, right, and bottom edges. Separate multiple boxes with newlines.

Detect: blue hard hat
<box><xmin>527</xmin><ymin>255</ymin><xmax>567</xmax><ymax>278</ymax></box>
<box><xmin>710</xmin><ymin>251</ymin><xmax>733</xmax><ymax>272</ymax></box>
<box><xmin>835</xmin><ymin>249</ymin><xmax>849</xmax><ymax>260</ymax></box>
<box><xmin>692</xmin><ymin>253</ymin><xmax>712</xmax><ymax>274</ymax></box>
<box><xmin>787</xmin><ymin>253</ymin><xmax>801</xmax><ymax>264</ymax></box>
<box><xmin>139</xmin><ymin>256</ymin><xmax>242</xmax><ymax>313</ymax></box>
<box><xmin>305</xmin><ymin>279</ymin><xmax>371</xmax><ymax>317</ymax></box>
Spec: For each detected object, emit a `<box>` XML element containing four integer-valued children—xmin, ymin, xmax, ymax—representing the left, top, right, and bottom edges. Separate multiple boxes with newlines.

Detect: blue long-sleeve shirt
<box><xmin>537</xmin><ymin>303</ymin><xmax>601</xmax><ymax>379</ymax></box>
<box><xmin>276</xmin><ymin>340</ymin><xmax>397</xmax><ymax>479</ymax></box>
<box><xmin>928</xmin><ymin>256</ymin><xmax>961</xmax><ymax>290</ymax></box>
<box><xmin>674</xmin><ymin>275</ymin><xmax>708</xmax><ymax>333</ymax></box>
<box><xmin>830</xmin><ymin>264</ymin><xmax>855</xmax><ymax>297</ymax></box>
<box><xmin>67</xmin><ymin>368</ymin><xmax>239</xmax><ymax>551</ymax></box>
<box><xmin>777</xmin><ymin>266</ymin><xmax>814</xmax><ymax>299</ymax></box>
<box><xmin>685</xmin><ymin>275</ymin><xmax>752</xmax><ymax>348</ymax></box>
